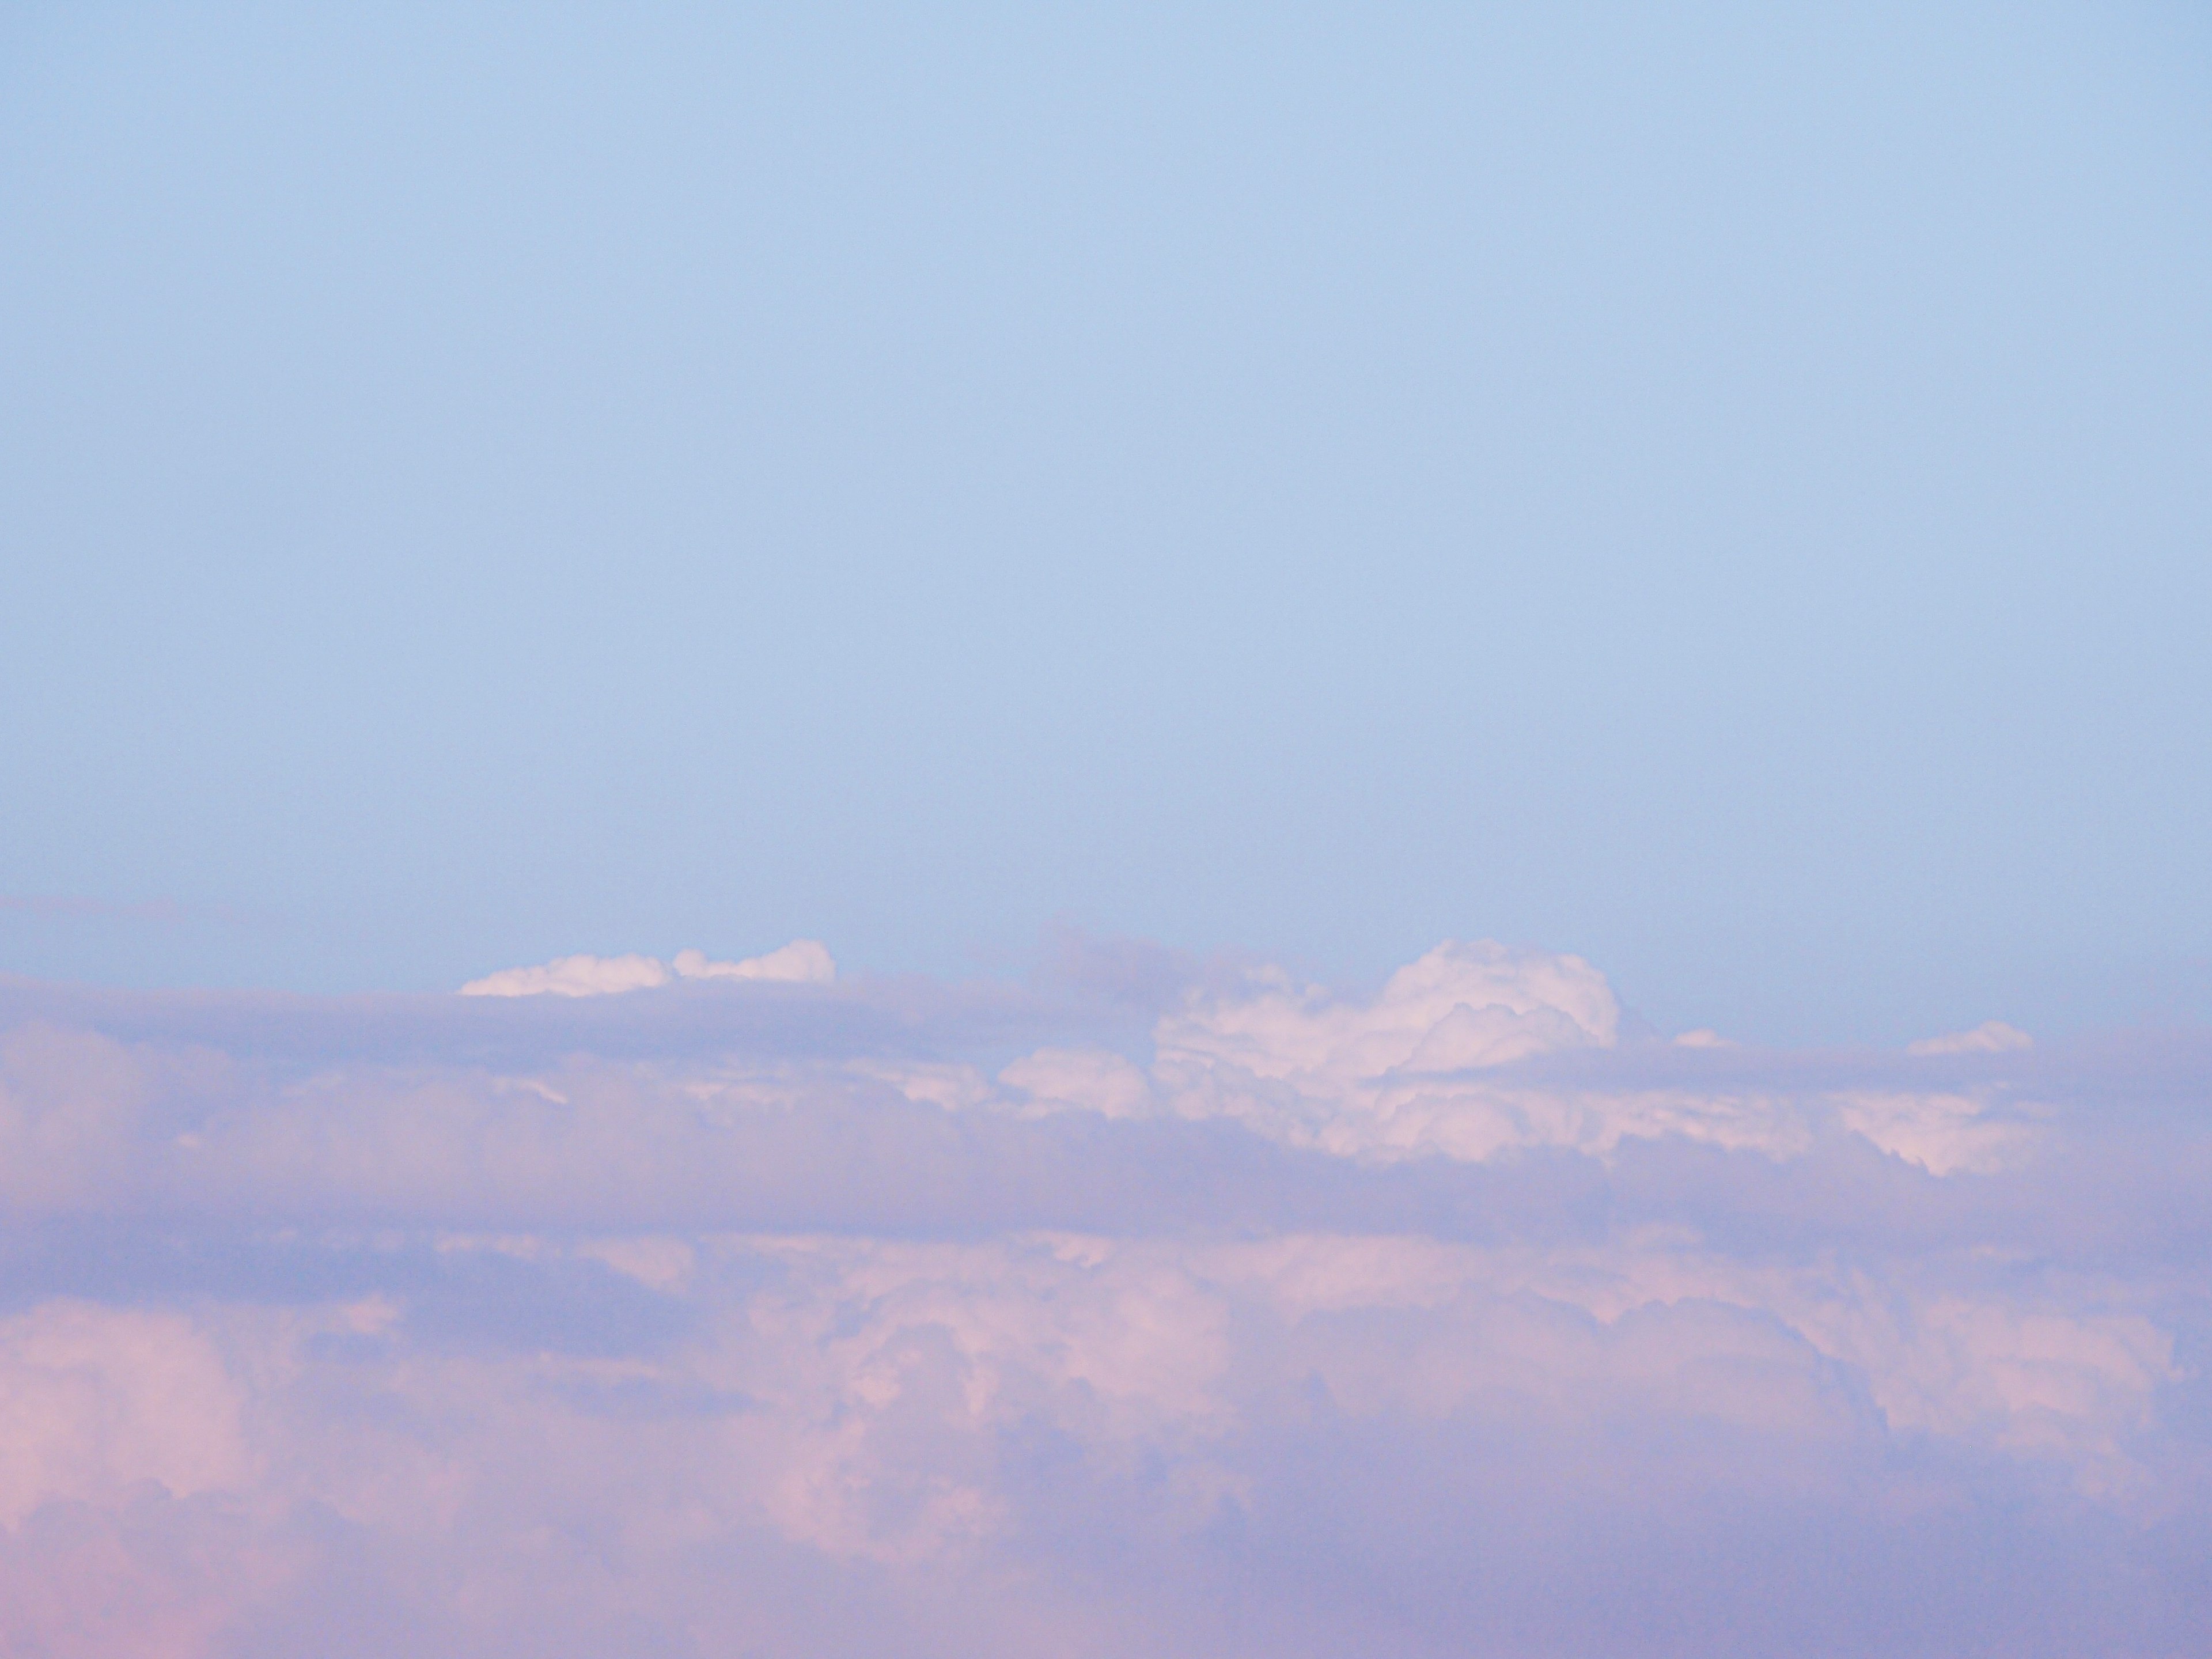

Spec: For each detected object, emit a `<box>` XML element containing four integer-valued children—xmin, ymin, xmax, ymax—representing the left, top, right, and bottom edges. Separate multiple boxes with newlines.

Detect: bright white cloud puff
<box><xmin>0</xmin><ymin>940</ymin><xmax>2206</xmax><ymax>1657</ymax></box>
<box><xmin>1907</xmin><ymin>1018</ymin><xmax>2036</xmax><ymax>1055</ymax></box>
<box><xmin>672</xmin><ymin>938</ymin><xmax>836</xmax><ymax>983</ymax></box>
<box><xmin>460</xmin><ymin>939</ymin><xmax>835</xmax><ymax>996</ymax></box>
<box><xmin>458</xmin><ymin>950</ymin><xmax>673</xmax><ymax>997</ymax></box>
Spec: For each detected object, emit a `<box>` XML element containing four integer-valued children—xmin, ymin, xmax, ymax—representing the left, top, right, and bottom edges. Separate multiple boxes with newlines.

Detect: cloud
<box><xmin>1831</xmin><ymin>1087</ymin><xmax>2046</xmax><ymax>1174</ymax></box>
<box><xmin>459</xmin><ymin>952</ymin><xmax>671</xmax><ymax>998</ymax></box>
<box><xmin>460</xmin><ymin>940</ymin><xmax>835</xmax><ymax>997</ymax></box>
<box><xmin>673</xmin><ymin>940</ymin><xmax>836</xmax><ymax>983</ymax></box>
<box><xmin>998</xmin><ymin>1046</ymin><xmax>1156</xmax><ymax>1118</ymax></box>
<box><xmin>1672</xmin><ymin>1027</ymin><xmax>1736</xmax><ymax>1048</ymax></box>
<box><xmin>0</xmin><ymin>1301</ymin><xmax>249</xmax><ymax>1527</ymax></box>
<box><xmin>1</xmin><ymin>938</ymin><xmax>2209</xmax><ymax>1656</ymax></box>
<box><xmin>1158</xmin><ymin>939</ymin><xmax>1619</xmax><ymax>1083</ymax></box>
<box><xmin>1909</xmin><ymin>1019</ymin><xmax>2036</xmax><ymax>1055</ymax></box>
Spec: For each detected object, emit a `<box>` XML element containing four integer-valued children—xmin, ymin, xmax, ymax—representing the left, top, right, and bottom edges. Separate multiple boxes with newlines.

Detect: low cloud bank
<box><xmin>0</xmin><ymin>938</ymin><xmax>2207</xmax><ymax>1656</ymax></box>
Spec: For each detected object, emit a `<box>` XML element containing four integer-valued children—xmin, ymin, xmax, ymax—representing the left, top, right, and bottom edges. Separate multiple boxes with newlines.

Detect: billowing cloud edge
<box><xmin>460</xmin><ymin>938</ymin><xmax>836</xmax><ymax>997</ymax></box>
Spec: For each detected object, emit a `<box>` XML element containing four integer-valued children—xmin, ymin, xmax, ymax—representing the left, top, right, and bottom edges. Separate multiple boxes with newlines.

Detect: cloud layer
<box><xmin>0</xmin><ymin>939</ymin><xmax>2207</xmax><ymax>1656</ymax></box>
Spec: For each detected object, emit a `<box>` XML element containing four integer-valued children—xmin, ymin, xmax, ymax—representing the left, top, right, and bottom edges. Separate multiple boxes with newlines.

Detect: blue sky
<box><xmin>4</xmin><ymin>2</ymin><xmax>2210</xmax><ymax>1041</ymax></box>
<box><xmin>5</xmin><ymin>12</ymin><xmax>2212</xmax><ymax>1651</ymax></box>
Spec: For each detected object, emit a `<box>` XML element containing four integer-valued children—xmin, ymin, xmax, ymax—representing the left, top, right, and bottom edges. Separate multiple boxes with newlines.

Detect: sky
<box><xmin>4</xmin><ymin>6</ymin><xmax>2212</xmax><ymax>1654</ymax></box>
<box><xmin>2</xmin><ymin>1</ymin><xmax>2209</xmax><ymax>1043</ymax></box>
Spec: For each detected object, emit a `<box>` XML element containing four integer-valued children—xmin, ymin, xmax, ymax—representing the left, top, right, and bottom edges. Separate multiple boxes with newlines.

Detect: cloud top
<box><xmin>672</xmin><ymin>939</ymin><xmax>836</xmax><ymax>983</ymax></box>
<box><xmin>459</xmin><ymin>952</ymin><xmax>672</xmax><ymax>998</ymax></box>
<box><xmin>1908</xmin><ymin>1019</ymin><xmax>2035</xmax><ymax>1055</ymax></box>
<box><xmin>461</xmin><ymin>939</ymin><xmax>835</xmax><ymax>997</ymax></box>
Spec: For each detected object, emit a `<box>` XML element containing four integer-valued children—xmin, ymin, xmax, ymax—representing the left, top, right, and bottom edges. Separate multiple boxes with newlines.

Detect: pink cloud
<box><xmin>0</xmin><ymin>939</ymin><xmax>2204</xmax><ymax>1654</ymax></box>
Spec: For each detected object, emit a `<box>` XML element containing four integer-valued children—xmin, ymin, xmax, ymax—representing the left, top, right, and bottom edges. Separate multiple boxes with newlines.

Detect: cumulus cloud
<box><xmin>1672</xmin><ymin>1026</ymin><xmax>1736</xmax><ymax>1048</ymax></box>
<box><xmin>460</xmin><ymin>940</ymin><xmax>835</xmax><ymax>997</ymax></box>
<box><xmin>1909</xmin><ymin>1019</ymin><xmax>2036</xmax><ymax>1055</ymax></box>
<box><xmin>0</xmin><ymin>938</ymin><xmax>2207</xmax><ymax>1656</ymax></box>
<box><xmin>673</xmin><ymin>939</ymin><xmax>836</xmax><ymax>983</ymax></box>
<box><xmin>0</xmin><ymin>1302</ymin><xmax>253</xmax><ymax>1543</ymax></box>
<box><xmin>459</xmin><ymin>952</ymin><xmax>671</xmax><ymax>998</ymax></box>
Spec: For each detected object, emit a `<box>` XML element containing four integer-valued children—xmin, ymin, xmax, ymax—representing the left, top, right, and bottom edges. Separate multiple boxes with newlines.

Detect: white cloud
<box><xmin>460</xmin><ymin>940</ymin><xmax>835</xmax><ymax>996</ymax></box>
<box><xmin>998</xmin><ymin>1047</ymin><xmax>1156</xmax><ymax>1118</ymax></box>
<box><xmin>1833</xmin><ymin>1088</ymin><xmax>2047</xmax><ymax>1174</ymax></box>
<box><xmin>460</xmin><ymin>952</ymin><xmax>672</xmax><ymax>998</ymax></box>
<box><xmin>962</xmin><ymin>946</ymin><xmax>2043</xmax><ymax>1169</ymax></box>
<box><xmin>1672</xmin><ymin>1027</ymin><xmax>1736</xmax><ymax>1048</ymax></box>
<box><xmin>673</xmin><ymin>939</ymin><xmax>836</xmax><ymax>983</ymax></box>
<box><xmin>1143</xmin><ymin>940</ymin><xmax>1627</xmax><ymax>1156</ymax></box>
<box><xmin>1156</xmin><ymin>940</ymin><xmax>1618</xmax><ymax>1086</ymax></box>
<box><xmin>1908</xmin><ymin>1020</ymin><xmax>2035</xmax><ymax>1055</ymax></box>
<box><xmin>0</xmin><ymin>941</ymin><xmax>2061</xmax><ymax>1210</ymax></box>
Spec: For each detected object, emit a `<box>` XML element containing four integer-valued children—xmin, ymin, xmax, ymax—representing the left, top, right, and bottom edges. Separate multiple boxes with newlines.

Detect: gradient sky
<box><xmin>5</xmin><ymin>2</ymin><xmax>2210</xmax><ymax>1042</ymax></box>
<box><xmin>6</xmin><ymin>14</ymin><xmax>2212</xmax><ymax>1650</ymax></box>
